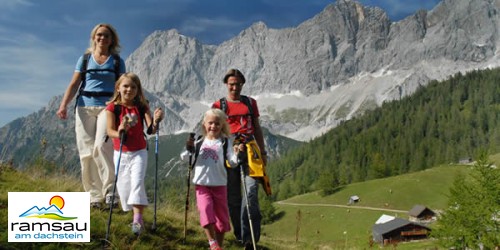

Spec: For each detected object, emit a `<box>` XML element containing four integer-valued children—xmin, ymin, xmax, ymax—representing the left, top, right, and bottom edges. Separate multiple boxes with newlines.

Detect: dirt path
<box><xmin>276</xmin><ymin>201</ymin><xmax>407</xmax><ymax>213</ymax></box>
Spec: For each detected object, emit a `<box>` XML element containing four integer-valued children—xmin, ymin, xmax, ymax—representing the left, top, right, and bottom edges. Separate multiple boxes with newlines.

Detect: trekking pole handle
<box><xmin>119</xmin><ymin>115</ymin><xmax>131</xmax><ymax>140</ymax></box>
<box><xmin>119</xmin><ymin>130</ymin><xmax>126</xmax><ymax>142</ymax></box>
<box><xmin>119</xmin><ymin>114</ymin><xmax>134</xmax><ymax>142</ymax></box>
<box><xmin>187</xmin><ymin>132</ymin><xmax>196</xmax><ymax>153</ymax></box>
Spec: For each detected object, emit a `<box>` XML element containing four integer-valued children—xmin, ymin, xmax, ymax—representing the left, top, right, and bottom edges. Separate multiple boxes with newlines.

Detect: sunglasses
<box><xmin>96</xmin><ymin>33</ymin><xmax>111</xmax><ymax>39</ymax></box>
<box><xmin>227</xmin><ymin>82</ymin><xmax>243</xmax><ymax>87</ymax></box>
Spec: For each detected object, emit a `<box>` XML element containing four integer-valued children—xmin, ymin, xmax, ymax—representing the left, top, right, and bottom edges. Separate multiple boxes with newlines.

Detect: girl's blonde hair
<box><xmin>107</xmin><ymin>73</ymin><xmax>148</xmax><ymax>108</ymax></box>
<box><xmin>201</xmin><ymin>109</ymin><xmax>230</xmax><ymax>138</ymax></box>
<box><xmin>86</xmin><ymin>23</ymin><xmax>121</xmax><ymax>55</ymax></box>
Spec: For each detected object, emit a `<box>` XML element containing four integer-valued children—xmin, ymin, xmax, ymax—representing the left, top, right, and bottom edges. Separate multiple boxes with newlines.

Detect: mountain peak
<box><xmin>1</xmin><ymin>0</ymin><xmax>499</xmax><ymax>168</ymax></box>
<box><xmin>19</xmin><ymin>204</ymin><xmax>63</xmax><ymax>217</ymax></box>
<box><xmin>125</xmin><ymin>0</ymin><xmax>500</xmax><ymax>141</ymax></box>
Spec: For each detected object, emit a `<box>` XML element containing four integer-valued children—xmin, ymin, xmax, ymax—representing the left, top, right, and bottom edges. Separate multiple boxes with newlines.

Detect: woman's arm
<box><xmin>56</xmin><ymin>72</ymin><xmax>81</xmax><ymax>120</ymax></box>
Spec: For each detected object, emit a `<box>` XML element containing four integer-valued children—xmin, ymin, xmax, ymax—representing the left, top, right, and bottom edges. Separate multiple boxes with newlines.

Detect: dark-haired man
<box><xmin>212</xmin><ymin>68</ymin><xmax>267</xmax><ymax>249</ymax></box>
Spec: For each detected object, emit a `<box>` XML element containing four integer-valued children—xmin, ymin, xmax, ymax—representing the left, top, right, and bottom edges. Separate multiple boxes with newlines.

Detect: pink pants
<box><xmin>195</xmin><ymin>185</ymin><xmax>231</xmax><ymax>233</ymax></box>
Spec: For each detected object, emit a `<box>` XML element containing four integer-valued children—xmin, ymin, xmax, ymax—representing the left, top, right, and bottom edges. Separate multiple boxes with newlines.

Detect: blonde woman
<box><xmin>57</xmin><ymin>23</ymin><xmax>126</xmax><ymax>209</ymax></box>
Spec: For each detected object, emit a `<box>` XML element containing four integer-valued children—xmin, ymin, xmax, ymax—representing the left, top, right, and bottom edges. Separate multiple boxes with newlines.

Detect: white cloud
<box><xmin>0</xmin><ymin>30</ymin><xmax>75</xmax><ymax>115</ymax></box>
<box><xmin>3</xmin><ymin>0</ymin><xmax>33</xmax><ymax>10</ymax></box>
<box><xmin>0</xmin><ymin>0</ymin><xmax>442</xmax><ymax>128</ymax></box>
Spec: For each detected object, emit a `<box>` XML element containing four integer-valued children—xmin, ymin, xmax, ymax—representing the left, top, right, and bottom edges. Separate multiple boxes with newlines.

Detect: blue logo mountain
<box><xmin>19</xmin><ymin>204</ymin><xmax>77</xmax><ymax>220</ymax></box>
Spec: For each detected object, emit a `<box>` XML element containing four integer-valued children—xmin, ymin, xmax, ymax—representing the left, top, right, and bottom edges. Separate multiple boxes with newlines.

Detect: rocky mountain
<box><xmin>126</xmin><ymin>0</ymin><xmax>500</xmax><ymax>139</ymax></box>
<box><xmin>1</xmin><ymin>0</ymin><xmax>499</xmax><ymax>168</ymax></box>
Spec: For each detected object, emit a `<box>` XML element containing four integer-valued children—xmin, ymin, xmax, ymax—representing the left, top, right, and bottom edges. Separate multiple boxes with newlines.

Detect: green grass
<box><xmin>263</xmin><ymin>164</ymin><xmax>474</xmax><ymax>249</ymax></box>
<box><xmin>0</xmin><ymin>163</ymin><xmax>241</xmax><ymax>250</ymax></box>
<box><xmin>263</xmin><ymin>205</ymin><xmax>380</xmax><ymax>249</ymax></box>
<box><xmin>1</xmin><ymin>157</ymin><xmax>487</xmax><ymax>249</ymax></box>
<box><xmin>286</xmin><ymin>164</ymin><xmax>470</xmax><ymax>211</ymax></box>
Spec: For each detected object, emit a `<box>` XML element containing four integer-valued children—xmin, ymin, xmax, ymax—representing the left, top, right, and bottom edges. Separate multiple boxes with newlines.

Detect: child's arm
<box><xmin>180</xmin><ymin>150</ymin><xmax>190</xmax><ymax>162</ymax></box>
<box><xmin>146</xmin><ymin>107</ymin><xmax>164</xmax><ymax>134</ymax></box>
<box><xmin>180</xmin><ymin>134</ymin><xmax>195</xmax><ymax>162</ymax></box>
<box><xmin>106</xmin><ymin>109</ymin><xmax>128</xmax><ymax>139</ymax></box>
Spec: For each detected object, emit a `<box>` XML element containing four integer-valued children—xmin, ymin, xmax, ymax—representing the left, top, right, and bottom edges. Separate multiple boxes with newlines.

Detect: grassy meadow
<box><xmin>0</xmin><ymin>159</ymin><xmax>480</xmax><ymax>249</ymax></box>
<box><xmin>0</xmin><ymin>163</ymin><xmax>218</xmax><ymax>250</ymax></box>
<box><xmin>262</xmin><ymin>164</ymin><xmax>474</xmax><ymax>249</ymax></box>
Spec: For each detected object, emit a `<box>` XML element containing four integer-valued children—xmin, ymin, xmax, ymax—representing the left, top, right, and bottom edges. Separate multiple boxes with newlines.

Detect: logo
<box><xmin>8</xmin><ymin>192</ymin><xmax>90</xmax><ymax>242</ymax></box>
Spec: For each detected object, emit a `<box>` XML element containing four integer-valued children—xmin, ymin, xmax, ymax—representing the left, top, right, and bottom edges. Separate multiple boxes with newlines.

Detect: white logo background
<box><xmin>8</xmin><ymin>192</ymin><xmax>90</xmax><ymax>242</ymax></box>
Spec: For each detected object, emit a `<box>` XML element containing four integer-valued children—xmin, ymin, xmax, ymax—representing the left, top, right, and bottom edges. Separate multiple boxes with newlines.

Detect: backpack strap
<box><xmin>113</xmin><ymin>104</ymin><xmax>122</xmax><ymax>126</ymax></box>
<box><xmin>141</xmin><ymin>105</ymin><xmax>149</xmax><ymax>151</ymax></box>
<box><xmin>137</xmin><ymin>104</ymin><xmax>146</xmax><ymax>128</ymax></box>
<box><xmin>191</xmin><ymin>136</ymin><xmax>228</xmax><ymax>169</ymax></box>
<box><xmin>107</xmin><ymin>104</ymin><xmax>123</xmax><ymax>142</ymax></box>
<box><xmin>80</xmin><ymin>53</ymin><xmax>91</xmax><ymax>84</ymax></box>
<box><xmin>135</xmin><ymin>104</ymin><xmax>149</xmax><ymax>150</ymax></box>
<box><xmin>74</xmin><ymin>53</ymin><xmax>121</xmax><ymax>113</ymax></box>
<box><xmin>74</xmin><ymin>53</ymin><xmax>92</xmax><ymax>112</ymax></box>
<box><xmin>81</xmin><ymin>54</ymin><xmax>121</xmax><ymax>76</ymax></box>
<box><xmin>240</xmin><ymin>95</ymin><xmax>253</xmax><ymax>117</ymax></box>
<box><xmin>112</xmin><ymin>54</ymin><xmax>121</xmax><ymax>81</ymax></box>
<box><xmin>219</xmin><ymin>95</ymin><xmax>253</xmax><ymax>117</ymax></box>
<box><xmin>223</xmin><ymin>137</ymin><xmax>228</xmax><ymax>166</ymax></box>
<box><xmin>192</xmin><ymin>135</ymin><xmax>204</xmax><ymax>169</ymax></box>
<box><xmin>220</xmin><ymin>97</ymin><xmax>228</xmax><ymax>113</ymax></box>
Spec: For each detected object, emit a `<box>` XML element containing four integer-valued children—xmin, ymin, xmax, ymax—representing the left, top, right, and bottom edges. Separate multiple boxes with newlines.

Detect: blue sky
<box><xmin>0</xmin><ymin>0</ymin><xmax>440</xmax><ymax>127</ymax></box>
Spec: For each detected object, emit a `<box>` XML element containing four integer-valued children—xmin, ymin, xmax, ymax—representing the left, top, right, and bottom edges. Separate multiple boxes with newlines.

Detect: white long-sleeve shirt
<box><xmin>180</xmin><ymin>137</ymin><xmax>238</xmax><ymax>186</ymax></box>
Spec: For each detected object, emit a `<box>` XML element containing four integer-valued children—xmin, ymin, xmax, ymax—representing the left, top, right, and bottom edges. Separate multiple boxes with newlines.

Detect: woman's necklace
<box><xmin>93</xmin><ymin>50</ymin><xmax>110</xmax><ymax>64</ymax></box>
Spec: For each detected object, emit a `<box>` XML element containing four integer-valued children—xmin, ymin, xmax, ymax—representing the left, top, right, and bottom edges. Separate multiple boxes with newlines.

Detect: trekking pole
<box><xmin>183</xmin><ymin>132</ymin><xmax>196</xmax><ymax>242</ymax></box>
<box><xmin>152</xmin><ymin>123</ymin><xmax>159</xmax><ymax>231</ymax></box>
<box><xmin>238</xmin><ymin>151</ymin><xmax>257</xmax><ymax>250</ymax></box>
<box><xmin>104</xmin><ymin>126</ymin><xmax>127</xmax><ymax>245</ymax></box>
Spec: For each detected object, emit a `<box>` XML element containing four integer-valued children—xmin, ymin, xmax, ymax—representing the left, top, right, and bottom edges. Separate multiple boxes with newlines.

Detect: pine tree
<box><xmin>433</xmin><ymin>150</ymin><xmax>500</xmax><ymax>249</ymax></box>
<box><xmin>260</xmin><ymin>195</ymin><xmax>277</xmax><ymax>224</ymax></box>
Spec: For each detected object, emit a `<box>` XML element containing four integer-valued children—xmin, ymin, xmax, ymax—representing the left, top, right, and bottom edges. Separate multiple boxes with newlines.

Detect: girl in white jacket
<box><xmin>180</xmin><ymin>108</ymin><xmax>243</xmax><ymax>250</ymax></box>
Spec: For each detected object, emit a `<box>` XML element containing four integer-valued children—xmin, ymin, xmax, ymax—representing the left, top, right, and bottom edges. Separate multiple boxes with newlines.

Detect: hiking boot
<box><xmin>105</xmin><ymin>194</ymin><xmax>119</xmax><ymax>209</ymax></box>
<box><xmin>90</xmin><ymin>202</ymin><xmax>102</xmax><ymax>209</ymax></box>
<box><xmin>244</xmin><ymin>241</ymin><xmax>254</xmax><ymax>250</ymax></box>
<box><xmin>131</xmin><ymin>222</ymin><xmax>142</xmax><ymax>235</ymax></box>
